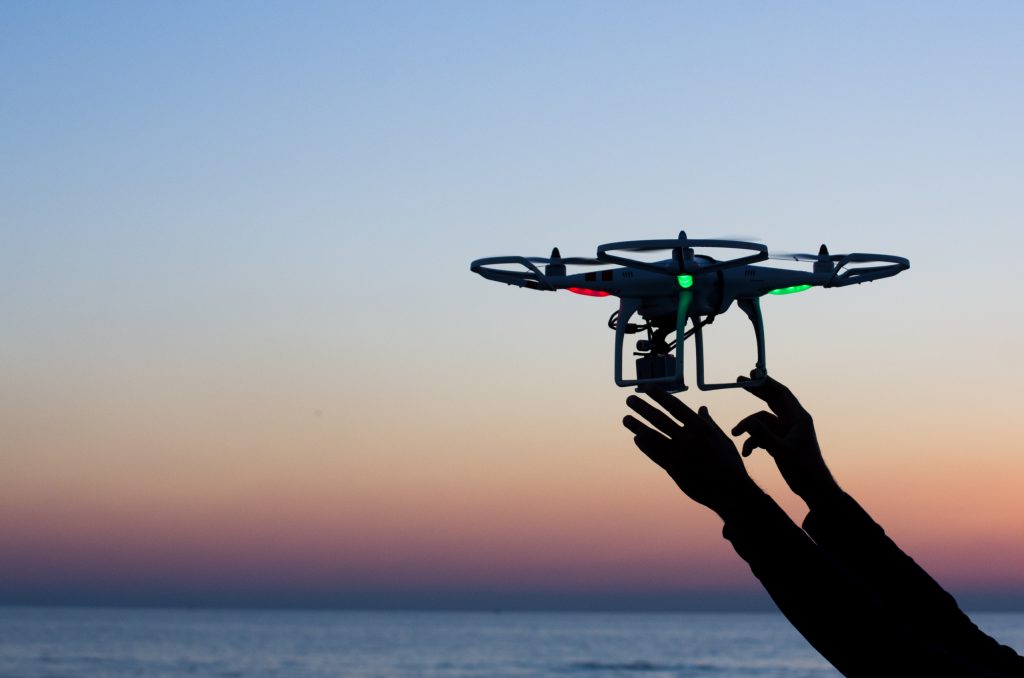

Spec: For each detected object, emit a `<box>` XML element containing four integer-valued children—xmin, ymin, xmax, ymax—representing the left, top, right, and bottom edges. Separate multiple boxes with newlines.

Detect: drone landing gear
<box><xmin>693</xmin><ymin>297</ymin><xmax>767</xmax><ymax>391</ymax></box>
<box><xmin>611</xmin><ymin>295</ymin><xmax>767</xmax><ymax>393</ymax></box>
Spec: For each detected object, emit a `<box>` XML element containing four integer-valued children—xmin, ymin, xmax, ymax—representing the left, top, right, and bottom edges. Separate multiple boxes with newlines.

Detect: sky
<box><xmin>2</xmin><ymin>1</ymin><xmax>1023</xmax><ymax>610</ymax></box>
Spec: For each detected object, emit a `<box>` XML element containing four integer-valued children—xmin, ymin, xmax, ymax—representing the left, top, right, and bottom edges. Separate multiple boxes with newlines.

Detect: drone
<box><xmin>471</xmin><ymin>232</ymin><xmax>909</xmax><ymax>392</ymax></box>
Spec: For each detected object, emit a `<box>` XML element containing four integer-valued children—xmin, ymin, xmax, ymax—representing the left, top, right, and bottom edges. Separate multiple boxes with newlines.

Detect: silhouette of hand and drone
<box><xmin>623</xmin><ymin>377</ymin><xmax>1024</xmax><ymax>677</ymax></box>
<box><xmin>472</xmin><ymin>233</ymin><xmax>1021</xmax><ymax>673</ymax></box>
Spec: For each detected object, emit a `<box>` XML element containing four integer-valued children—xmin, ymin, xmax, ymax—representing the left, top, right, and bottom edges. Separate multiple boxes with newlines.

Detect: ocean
<box><xmin>1</xmin><ymin>608</ymin><xmax>1022</xmax><ymax>677</ymax></box>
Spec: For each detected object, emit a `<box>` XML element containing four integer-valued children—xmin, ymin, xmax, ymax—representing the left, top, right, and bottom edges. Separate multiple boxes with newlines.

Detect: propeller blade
<box><xmin>621</xmin><ymin>245</ymin><xmax>673</xmax><ymax>253</ymax></box>
<box><xmin>621</xmin><ymin>234</ymin><xmax>760</xmax><ymax>252</ymax></box>
<box><xmin>770</xmin><ymin>245</ymin><xmax>840</xmax><ymax>263</ymax></box>
<box><xmin>525</xmin><ymin>256</ymin><xmax>605</xmax><ymax>266</ymax></box>
<box><xmin>561</xmin><ymin>257</ymin><xmax>605</xmax><ymax>265</ymax></box>
<box><xmin>714</xmin><ymin>234</ymin><xmax>763</xmax><ymax>242</ymax></box>
<box><xmin>768</xmin><ymin>252</ymin><xmax>821</xmax><ymax>262</ymax></box>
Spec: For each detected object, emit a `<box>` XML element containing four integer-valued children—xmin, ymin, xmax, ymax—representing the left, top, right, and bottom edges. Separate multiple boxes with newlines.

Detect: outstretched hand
<box><xmin>732</xmin><ymin>375</ymin><xmax>841</xmax><ymax>508</ymax></box>
<box><xmin>623</xmin><ymin>389</ymin><xmax>761</xmax><ymax>520</ymax></box>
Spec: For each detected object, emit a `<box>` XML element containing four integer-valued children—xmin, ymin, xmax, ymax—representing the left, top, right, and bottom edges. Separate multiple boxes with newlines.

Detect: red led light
<box><xmin>567</xmin><ymin>287</ymin><xmax>610</xmax><ymax>297</ymax></box>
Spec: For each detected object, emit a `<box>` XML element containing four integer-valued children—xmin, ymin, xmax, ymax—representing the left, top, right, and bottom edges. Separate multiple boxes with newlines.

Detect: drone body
<box><xmin>471</xmin><ymin>232</ymin><xmax>909</xmax><ymax>392</ymax></box>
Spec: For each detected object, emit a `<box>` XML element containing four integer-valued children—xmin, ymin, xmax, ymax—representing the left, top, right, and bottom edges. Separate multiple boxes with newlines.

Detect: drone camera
<box><xmin>636</xmin><ymin>354</ymin><xmax>676</xmax><ymax>381</ymax></box>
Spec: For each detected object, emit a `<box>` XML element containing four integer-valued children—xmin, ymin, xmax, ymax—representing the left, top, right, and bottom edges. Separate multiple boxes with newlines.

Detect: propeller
<box><xmin>715</xmin><ymin>233</ymin><xmax>763</xmax><ymax>243</ymax></box>
<box><xmin>769</xmin><ymin>252</ymin><xmax>821</xmax><ymax>262</ymax></box>
<box><xmin>525</xmin><ymin>248</ymin><xmax>604</xmax><ymax>266</ymax></box>
<box><xmin>525</xmin><ymin>247</ymin><xmax>605</xmax><ymax>276</ymax></box>
<box><xmin>619</xmin><ymin>233</ymin><xmax>762</xmax><ymax>252</ymax></box>
<box><xmin>769</xmin><ymin>244</ymin><xmax>838</xmax><ymax>273</ymax></box>
<box><xmin>597</xmin><ymin>231</ymin><xmax>767</xmax><ymax>275</ymax></box>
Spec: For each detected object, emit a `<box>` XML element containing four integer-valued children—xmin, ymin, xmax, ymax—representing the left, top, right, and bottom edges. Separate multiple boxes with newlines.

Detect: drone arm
<box><xmin>470</xmin><ymin>256</ymin><xmax>555</xmax><ymax>290</ymax></box>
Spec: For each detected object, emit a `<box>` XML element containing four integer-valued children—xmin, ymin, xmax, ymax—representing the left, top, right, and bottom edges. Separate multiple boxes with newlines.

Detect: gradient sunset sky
<box><xmin>2</xmin><ymin>1</ymin><xmax>1023</xmax><ymax>609</ymax></box>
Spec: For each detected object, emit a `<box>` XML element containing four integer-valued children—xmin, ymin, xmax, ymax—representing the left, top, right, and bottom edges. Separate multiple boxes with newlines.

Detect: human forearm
<box><xmin>803</xmin><ymin>491</ymin><xmax>1024</xmax><ymax>675</ymax></box>
<box><xmin>721</xmin><ymin>489</ymin><xmax>953</xmax><ymax>676</ymax></box>
<box><xmin>792</xmin><ymin>467</ymin><xmax>843</xmax><ymax>512</ymax></box>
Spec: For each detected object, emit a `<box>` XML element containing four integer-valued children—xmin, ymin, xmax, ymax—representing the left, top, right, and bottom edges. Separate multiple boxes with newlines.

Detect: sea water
<box><xmin>1</xmin><ymin>607</ymin><xmax>1022</xmax><ymax>677</ymax></box>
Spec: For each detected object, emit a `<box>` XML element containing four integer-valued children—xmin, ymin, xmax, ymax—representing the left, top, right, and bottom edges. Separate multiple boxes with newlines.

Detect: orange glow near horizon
<box><xmin>4</xmin><ymin>378</ymin><xmax>1023</xmax><ymax>605</ymax></box>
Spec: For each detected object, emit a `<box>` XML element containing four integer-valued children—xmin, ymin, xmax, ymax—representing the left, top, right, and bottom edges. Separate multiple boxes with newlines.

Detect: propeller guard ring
<box><xmin>470</xmin><ymin>256</ymin><xmax>556</xmax><ymax>290</ymax></box>
<box><xmin>597</xmin><ymin>236</ymin><xmax>768</xmax><ymax>275</ymax></box>
<box><xmin>825</xmin><ymin>253</ymin><xmax>910</xmax><ymax>287</ymax></box>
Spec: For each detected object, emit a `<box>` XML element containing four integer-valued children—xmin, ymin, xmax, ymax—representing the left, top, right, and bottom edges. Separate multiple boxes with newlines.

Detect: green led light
<box><xmin>769</xmin><ymin>284</ymin><xmax>813</xmax><ymax>295</ymax></box>
<box><xmin>677</xmin><ymin>274</ymin><xmax>694</xmax><ymax>289</ymax></box>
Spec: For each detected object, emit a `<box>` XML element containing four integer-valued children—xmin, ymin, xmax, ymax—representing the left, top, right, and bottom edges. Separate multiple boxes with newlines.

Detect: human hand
<box><xmin>731</xmin><ymin>375</ymin><xmax>841</xmax><ymax>508</ymax></box>
<box><xmin>623</xmin><ymin>389</ymin><xmax>761</xmax><ymax>520</ymax></box>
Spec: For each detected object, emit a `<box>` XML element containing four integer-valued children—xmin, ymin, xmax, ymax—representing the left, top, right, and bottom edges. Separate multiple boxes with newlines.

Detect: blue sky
<box><xmin>2</xmin><ymin>2</ymin><xmax>1024</xmax><ymax>609</ymax></box>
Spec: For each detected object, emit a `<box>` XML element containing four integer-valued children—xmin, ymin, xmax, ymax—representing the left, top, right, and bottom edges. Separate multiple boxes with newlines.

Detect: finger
<box><xmin>646</xmin><ymin>388</ymin><xmax>706</xmax><ymax>430</ymax></box>
<box><xmin>627</xmin><ymin>395</ymin><xmax>683</xmax><ymax>438</ymax></box>
<box><xmin>698</xmin><ymin>405</ymin><xmax>725</xmax><ymax>435</ymax></box>
<box><xmin>739</xmin><ymin>374</ymin><xmax>804</xmax><ymax>418</ymax></box>
<box><xmin>623</xmin><ymin>414</ymin><xmax>665</xmax><ymax>439</ymax></box>
<box><xmin>741</xmin><ymin>437</ymin><xmax>760</xmax><ymax>457</ymax></box>
<box><xmin>733</xmin><ymin>415</ymin><xmax>785</xmax><ymax>452</ymax></box>
<box><xmin>731</xmin><ymin>411</ymin><xmax>780</xmax><ymax>437</ymax></box>
<box><xmin>632</xmin><ymin>432</ymin><xmax>672</xmax><ymax>469</ymax></box>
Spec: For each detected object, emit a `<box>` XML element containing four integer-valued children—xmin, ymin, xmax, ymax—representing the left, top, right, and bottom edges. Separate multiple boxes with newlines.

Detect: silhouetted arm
<box><xmin>734</xmin><ymin>376</ymin><xmax>1024</xmax><ymax>676</ymax></box>
<box><xmin>623</xmin><ymin>390</ymin><xmax>959</xmax><ymax>676</ymax></box>
<box><xmin>802</xmin><ymin>491</ymin><xmax>1024</xmax><ymax>676</ymax></box>
<box><xmin>716</xmin><ymin>485</ymin><xmax>957</xmax><ymax>676</ymax></box>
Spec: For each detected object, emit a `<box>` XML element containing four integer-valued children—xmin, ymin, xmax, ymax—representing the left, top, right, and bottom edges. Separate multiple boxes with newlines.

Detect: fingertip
<box><xmin>623</xmin><ymin>415</ymin><xmax>651</xmax><ymax>437</ymax></box>
<box><xmin>698</xmin><ymin>405</ymin><xmax>709</xmax><ymax>417</ymax></box>
<box><xmin>730</xmin><ymin>425</ymin><xmax>742</xmax><ymax>436</ymax></box>
<box><xmin>737</xmin><ymin>374</ymin><xmax>758</xmax><ymax>392</ymax></box>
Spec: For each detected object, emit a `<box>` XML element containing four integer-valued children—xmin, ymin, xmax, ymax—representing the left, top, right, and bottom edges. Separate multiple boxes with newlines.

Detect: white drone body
<box><xmin>471</xmin><ymin>232</ymin><xmax>909</xmax><ymax>392</ymax></box>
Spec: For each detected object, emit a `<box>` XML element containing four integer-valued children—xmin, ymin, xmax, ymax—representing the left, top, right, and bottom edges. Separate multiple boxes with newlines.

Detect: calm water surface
<box><xmin>1</xmin><ymin>608</ymin><xmax>1022</xmax><ymax>677</ymax></box>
